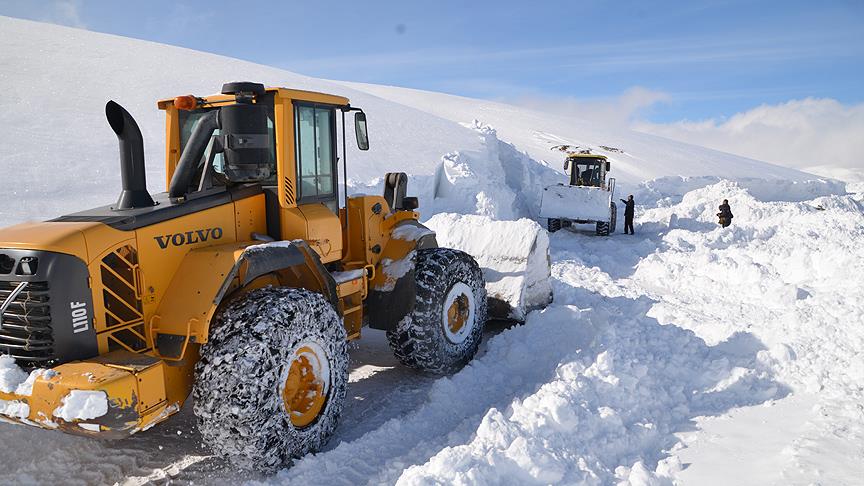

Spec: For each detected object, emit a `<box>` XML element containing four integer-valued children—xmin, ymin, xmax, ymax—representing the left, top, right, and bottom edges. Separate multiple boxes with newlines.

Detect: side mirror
<box><xmin>563</xmin><ymin>159</ymin><xmax>569</xmax><ymax>171</ymax></box>
<box><xmin>355</xmin><ymin>112</ymin><xmax>369</xmax><ymax>151</ymax></box>
<box><xmin>606</xmin><ymin>161</ymin><xmax>611</xmax><ymax>171</ymax></box>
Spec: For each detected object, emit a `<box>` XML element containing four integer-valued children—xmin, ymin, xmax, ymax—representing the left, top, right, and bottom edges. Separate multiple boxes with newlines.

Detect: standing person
<box><xmin>620</xmin><ymin>194</ymin><xmax>635</xmax><ymax>235</ymax></box>
<box><xmin>717</xmin><ymin>199</ymin><xmax>733</xmax><ymax>227</ymax></box>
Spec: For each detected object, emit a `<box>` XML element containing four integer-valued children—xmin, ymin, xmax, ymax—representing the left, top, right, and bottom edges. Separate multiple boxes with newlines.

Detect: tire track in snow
<box><xmin>262</xmin><ymin>309</ymin><xmax>602</xmax><ymax>485</ymax></box>
<box><xmin>394</xmin><ymin>249</ymin><xmax>786</xmax><ymax>484</ymax></box>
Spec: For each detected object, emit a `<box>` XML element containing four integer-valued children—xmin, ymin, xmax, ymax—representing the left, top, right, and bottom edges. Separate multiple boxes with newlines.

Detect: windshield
<box><xmin>177</xmin><ymin>95</ymin><xmax>277</xmax><ymax>185</ymax></box>
<box><xmin>570</xmin><ymin>158</ymin><xmax>605</xmax><ymax>187</ymax></box>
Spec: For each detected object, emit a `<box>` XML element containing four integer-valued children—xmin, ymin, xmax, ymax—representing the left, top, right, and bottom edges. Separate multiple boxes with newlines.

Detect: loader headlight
<box><xmin>16</xmin><ymin>256</ymin><xmax>38</xmax><ymax>275</ymax></box>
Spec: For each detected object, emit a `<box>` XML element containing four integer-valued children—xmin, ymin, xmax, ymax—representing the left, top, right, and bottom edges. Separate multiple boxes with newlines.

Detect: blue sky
<box><xmin>1</xmin><ymin>0</ymin><xmax>862</xmax><ymax>122</ymax></box>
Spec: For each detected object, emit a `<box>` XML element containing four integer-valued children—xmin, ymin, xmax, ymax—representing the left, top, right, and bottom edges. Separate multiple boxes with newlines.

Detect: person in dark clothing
<box><xmin>620</xmin><ymin>194</ymin><xmax>635</xmax><ymax>234</ymax></box>
<box><xmin>717</xmin><ymin>199</ymin><xmax>733</xmax><ymax>227</ymax></box>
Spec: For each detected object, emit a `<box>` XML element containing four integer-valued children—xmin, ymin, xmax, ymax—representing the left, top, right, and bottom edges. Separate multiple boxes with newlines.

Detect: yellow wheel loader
<box><xmin>0</xmin><ymin>82</ymin><xmax>488</xmax><ymax>471</ymax></box>
<box><xmin>539</xmin><ymin>148</ymin><xmax>617</xmax><ymax>236</ymax></box>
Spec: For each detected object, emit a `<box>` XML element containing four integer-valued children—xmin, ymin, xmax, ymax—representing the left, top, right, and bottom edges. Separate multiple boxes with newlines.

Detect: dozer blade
<box><xmin>425</xmin><ymin>213</ymin><xmax>552</xmax><ymax>321</ymax></box>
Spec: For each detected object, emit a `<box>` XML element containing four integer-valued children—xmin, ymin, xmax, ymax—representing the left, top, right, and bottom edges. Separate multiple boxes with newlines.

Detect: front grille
<box><xmin>0</xmin><ymin>281</ymin><xmax>54</xmax><ymax>366</ymax></box>
<box><xmin>101</xmin><ymin>245</ymin><xmax>148</xmax><ymax>353</ymax></box>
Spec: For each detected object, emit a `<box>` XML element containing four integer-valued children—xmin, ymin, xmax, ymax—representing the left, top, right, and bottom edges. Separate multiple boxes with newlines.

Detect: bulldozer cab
<box><xmin>565</xmin><ymin>154</ymin><xmax>610</xmax><ymax>188</ymax></box>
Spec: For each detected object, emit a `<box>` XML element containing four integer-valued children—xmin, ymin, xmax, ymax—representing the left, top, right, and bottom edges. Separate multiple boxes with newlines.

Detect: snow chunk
<box><xmin>331</xmin><ymin>269</ymin><xmax>365</xmax><ymax>284</ymax></box>
<box><xmin>0</xmin><ymin>356</ymin><xmax>57</xmax><ymax>396</ymax></box>
<box><xmin>15</xmin><ymin>369</ymin><xmax>58</xmax><ymax>396</ymax></box>
<box><xmin>391</xmin><ymin>224</ymin><xmax>435</xmax><ymax>242</ymax></box>
<box><xmin>425</xmin><ymin>213</ymin><xmax>552</xmax><ymax>320</ymax></box>
<box><xmin>376</xmin><ymin>251</ymin><xmax>416</xmax><ymax>292</ymax></box>
<box><xmin>53</xmin><ymin>390</ymin><xmax>109</xmax><ymax>422</ymax></box>
<box><xmin>0</xmin><ymin>399</ymin><xmax>29</xmax><ymax>420</ymax></box>
<box><xmin>0</xmin><ymin>356</ymin><xmax>29</xmax><ymax>394</ymax></box>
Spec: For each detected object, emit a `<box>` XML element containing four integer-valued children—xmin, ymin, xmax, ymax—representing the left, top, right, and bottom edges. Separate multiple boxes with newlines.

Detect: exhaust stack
<box><xmin>106</xmin><ymin>101</ymin><xmax>155</xmax><ymax>210</ymax></box>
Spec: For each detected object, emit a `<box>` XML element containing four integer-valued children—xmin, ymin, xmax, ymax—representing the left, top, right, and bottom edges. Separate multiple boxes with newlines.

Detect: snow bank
<box><xmin>369</xmin><ymin>179</ymin><xmax>864</xmax><ymax>485</ymax></box>
<box><xmin>633</xmin><ymin>175</ymin><xmax>847</xmax><ymax>207</ymax></box>
<box><xmin>425</xmin><ymin>213</ymin><xmax>552</xmax><ymax>320</ymax></box>
<box><xmin>347</xmin><ymin>121</ymin><xmax>561</xmax><ymax>222</ymax></box>
<box><xmin>635</xmin><ymin>180</ymin><xmax>864</xmax><ymax>394</ymax></box>
<box><xmin>545</xmin><ymin>179</ymin><xmax>864</xmax><ymax>484</ymax></box>
<box><xmin>426</xmin><ymin>121</ymin><xmax>560</xmax><ymax>221</ymax></box>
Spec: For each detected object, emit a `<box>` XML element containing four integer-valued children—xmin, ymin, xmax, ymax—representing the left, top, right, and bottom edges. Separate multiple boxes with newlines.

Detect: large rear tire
<box><xmin>386</xmin><ymin>248</ymin><xmax>487</xmax><ymax>374</ymax></box>
<box><xmin>596</xmin><ymin>221</ymin><xmax>610</xmax><ymax>236</ymax></box>
<box><xmin>193</xmin><ymin>287</ymin><xmax>348</xmax><ymax>472</ymax></box>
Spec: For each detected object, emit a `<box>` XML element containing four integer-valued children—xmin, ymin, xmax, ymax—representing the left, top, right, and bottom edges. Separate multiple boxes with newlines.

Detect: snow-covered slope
<box><xmin>0</xmin><ymin>15</ymin><xmax>825</xmax><ymax>226</ymax></box>
<box><xmin>1</xmin><ymin>15</ymin><xmax>861</xmax><ymax>486</ymax></box>
<box><xmin>0</xmin><ymin>16</ymin><xmax>482</xmax><ymax>225</ymax></box>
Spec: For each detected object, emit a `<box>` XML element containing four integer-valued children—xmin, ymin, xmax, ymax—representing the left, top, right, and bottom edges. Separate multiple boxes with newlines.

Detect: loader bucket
<box><xmin>424</xmin><ymin>213</ymin><xmax>552</xmax><ymax>321</ymax></box>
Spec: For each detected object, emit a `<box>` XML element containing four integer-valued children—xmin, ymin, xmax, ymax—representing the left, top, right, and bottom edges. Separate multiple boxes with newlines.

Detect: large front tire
<box><xmin>193</xmin><ymin>287</ymin><xmax>348</xmax><ymax>472</ymax></box>
<box><xmin>547</xmin><ymin>218</ymin><xmax>562</xmax><ymax>233</ymax></box>
<box><xmin>387</xmin><ymin>248</ymin><xmax>487</xmax><ymax>374</ymax></box>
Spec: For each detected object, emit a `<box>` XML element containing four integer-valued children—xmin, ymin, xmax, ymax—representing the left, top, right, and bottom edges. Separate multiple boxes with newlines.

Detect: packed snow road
<box><xmin>0</xmin><ymin>180</ymin><xmax>861</xmax><ymax>485</ymax></box>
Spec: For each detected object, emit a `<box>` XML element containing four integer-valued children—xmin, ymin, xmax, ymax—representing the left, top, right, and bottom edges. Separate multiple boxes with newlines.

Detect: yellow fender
<box><xmin>149</xmin><ymin>239</ymin><xmax>337</xmax><ymax>360</ymax></box>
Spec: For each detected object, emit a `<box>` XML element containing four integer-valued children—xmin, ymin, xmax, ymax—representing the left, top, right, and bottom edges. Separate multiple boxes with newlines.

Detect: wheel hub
<box><xmin>447</xmin><ymin>294</ymin><xmax>470</xmax><ymax>334</ymax></box>
<box><xmin>442</xmin><ymin>282</ymin><xmax>476</xmax><ymax>344</ymax></box>
<box><xmin>281</xmin><ymin>343</ymin><xmax>330</xmax><ymax>428</ymax></box>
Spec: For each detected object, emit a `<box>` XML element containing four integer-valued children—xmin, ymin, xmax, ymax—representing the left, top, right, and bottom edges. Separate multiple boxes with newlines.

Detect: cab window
<box><xmin>570</xmin><ymin>158</ymin><xmax>605</xmax><ymax>187</ymax></box>
<box><xmin>295</xmin><ymin>104</ymin><xmax>336</xmax><ymax>202</ymax></box>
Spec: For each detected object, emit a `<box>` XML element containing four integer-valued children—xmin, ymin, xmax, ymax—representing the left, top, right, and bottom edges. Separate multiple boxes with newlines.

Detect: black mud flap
<box><xmin>366</xmin><ymin>269</ymin><xmax>417</xmax><ymax>332</ymax></box>
<box><xmin>366</xmin><ymin>220</ymin><xmax>437</xmax><ymax>331</ymax></box>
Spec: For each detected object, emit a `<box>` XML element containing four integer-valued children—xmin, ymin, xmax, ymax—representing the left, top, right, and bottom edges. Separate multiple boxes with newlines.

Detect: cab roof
<box><xmin>157</xmin><ymin>86</ymin><xmax>350</xmax><ymax>110</ymax></box>
<box><xmin>566</xmin><ymin>153</ymin><xmax>608</xmax><ymax>160</ymax></box>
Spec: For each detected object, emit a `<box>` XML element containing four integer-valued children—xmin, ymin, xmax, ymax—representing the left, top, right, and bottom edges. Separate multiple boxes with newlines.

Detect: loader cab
<box><xmin>160</xmin><ymin>84</ymin><xmax>370</xmax><ymax>264</ymax></box>
<box><xmin>566</xmin><ymin>155</ymin><xmax>610</xmax><ymax>188</ymax></box>
<box><xmin>175</xmin><ymin>91</ymin><xmax>279</xmax><ymax>190</ymax></box>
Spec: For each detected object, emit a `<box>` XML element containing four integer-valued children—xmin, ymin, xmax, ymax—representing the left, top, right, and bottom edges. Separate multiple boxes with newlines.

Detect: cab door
<box><xmin>292</xmin><ymin>103</ymin><xmax>343</xmax><ymax>262</ymax></box>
